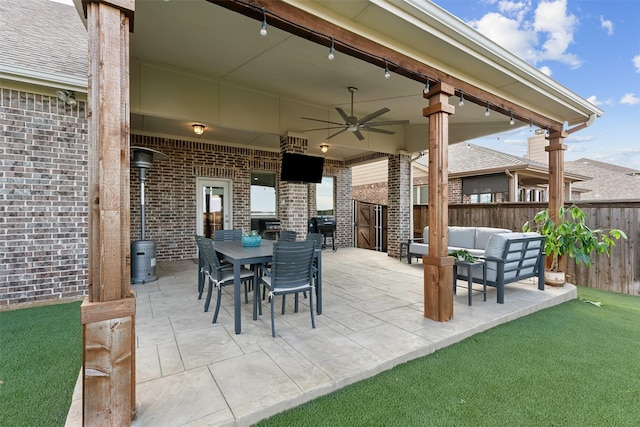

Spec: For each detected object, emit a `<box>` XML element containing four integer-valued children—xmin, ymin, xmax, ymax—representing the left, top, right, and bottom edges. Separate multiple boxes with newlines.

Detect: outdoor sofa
<box><xmin>407</xmin><ymin>226</ymin><xmax>547</xmax><ymax>303</ymax></box>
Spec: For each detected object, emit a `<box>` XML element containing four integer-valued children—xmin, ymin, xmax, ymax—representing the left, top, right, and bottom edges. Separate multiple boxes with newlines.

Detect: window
<box><xmin>316</xmin><ymin>177</ymin><xmax>334</xmax><ymax>216</ymax></box>
<box><xmin>470</xmin><ymin>193</ymin><xmax>494</xmax><ymax>203</ymax></box>
<box><xmin>413</xmin><ymin>185</ymin><xmax>428</xmax><ymax>205</ymax></box>
<box><xmin>250</xmin><ymin>172</ymin><xmax>276</xmax><ymax>217</ymax></box>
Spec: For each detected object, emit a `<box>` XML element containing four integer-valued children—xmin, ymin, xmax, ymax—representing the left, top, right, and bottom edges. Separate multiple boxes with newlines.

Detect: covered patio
<box><xmin>66</xmin><ymin>248</ymin><xmax>575</xmax><ymax>426</ymax></box>
<box><xmin>71</xmin><ymin>0</ymin><xmax>600</xmax><ymax>424</ymax></box>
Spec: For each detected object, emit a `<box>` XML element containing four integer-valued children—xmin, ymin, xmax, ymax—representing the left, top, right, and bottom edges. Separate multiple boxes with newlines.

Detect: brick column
<box><xmin>278</xmin><ymin>134</ymin><xmax>310</xmax><ymax>239</ymax></box>
<box><xmin>387</xmin><ymin>153</ymin><xmax>411</xmax><ymax>257</ymax></box>
<box><xmin>422</xmin><ymin>82</ymin><xmax>455</xmax><ymax>322</ymax></box>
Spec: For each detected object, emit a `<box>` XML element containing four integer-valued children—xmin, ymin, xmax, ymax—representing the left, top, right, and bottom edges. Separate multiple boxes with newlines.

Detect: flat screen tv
<box><xmin>280</xmin><ymin>152</ymin><xmax>325</xmax><ymax>184</ymax></box>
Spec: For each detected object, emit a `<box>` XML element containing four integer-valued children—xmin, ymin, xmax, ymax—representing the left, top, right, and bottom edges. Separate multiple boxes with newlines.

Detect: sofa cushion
<box><xmin>474</xmin><ymin>227</ymin><xmax>511</xmax><ymax>250</ymax></box>
<box><xmin>409</xmin><ymin>242</ymin><xmax>429</xmax><ymax>255</ymax></box>
<box><xmin>448</xmin><ymin>227</ymin><xmax>476</xmax><ymax>248</ymax></box>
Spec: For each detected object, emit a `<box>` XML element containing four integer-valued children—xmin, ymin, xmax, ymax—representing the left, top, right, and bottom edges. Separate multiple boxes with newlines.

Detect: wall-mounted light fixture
<box><xmin>320</xmin><ymin>143</ymin><xmax>329</xmax><ymax>153</ymax></box>
<box><xmin>192</xmin><ymin>124</ymin><xmax>205</xmax><ymax>135</ymax></box>
<box><xmin>56</xmin><ymin>90</ymin><xmax>77</xmax><ymax>106</ymax></box>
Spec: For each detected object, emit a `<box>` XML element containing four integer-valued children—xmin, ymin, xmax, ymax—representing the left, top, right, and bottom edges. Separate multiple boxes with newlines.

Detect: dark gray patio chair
<box><xmin>200</xmin><ymin>238</ymin><xmax>254</xmax><ymax>323</ymax></box>
<box><xmin>257</xmin><ymin>240</ymin><xmax>316</xmax><ymax>337</ymax></box>
<box><xmin>194</xmin><ymin>234</ymin><xmax>206</xmax><ymax>299</ymax></box>
<box><xmin>279</xmin><ymin>229</ymin><xmax>297</xmax><ymax>242</ymax></box>
<box><xmin>213</xmin><ymin>229</ymin><xmax>242</xmax><ymax>241</ymax></box>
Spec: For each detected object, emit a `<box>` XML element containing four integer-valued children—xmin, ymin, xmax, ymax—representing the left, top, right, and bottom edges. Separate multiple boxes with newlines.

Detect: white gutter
<box><xmin>0</xmin><ymin>65</ymin><xmax>87</xmax><ymax>93</ymax></box>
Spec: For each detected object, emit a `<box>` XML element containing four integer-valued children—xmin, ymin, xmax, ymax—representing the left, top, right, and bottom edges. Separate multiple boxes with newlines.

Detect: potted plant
<box><xmin>523</xmin><ymin>205</ymin><xmax>627</xmax><ymax>286</ymax></box>
<box><xmin>448</xmin><ymin>249</ymin><xmax>477</xmax><ymax>263</ymax></box>
<box><xmin>241</xmin><ymin>230</ymin><xmax>262</xmax><ymax>247</ymax></box>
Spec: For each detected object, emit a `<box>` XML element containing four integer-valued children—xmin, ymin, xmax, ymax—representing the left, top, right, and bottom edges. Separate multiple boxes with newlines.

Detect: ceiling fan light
<box><xmin>347</xmin><ymin>123</ymin><xmax>358</xmax><ymax>132</ymax></box>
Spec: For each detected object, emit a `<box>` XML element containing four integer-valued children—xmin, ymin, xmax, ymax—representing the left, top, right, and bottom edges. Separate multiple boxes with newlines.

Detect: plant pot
<box><xmin>544</xmin><ymin>270</ymin><xmax>565</xmax><ymax>287</ymax></box>
<box><xmin>241</xmin><ymin>235</ymin><xmax>261</xmax><ymax>247</ymax></box>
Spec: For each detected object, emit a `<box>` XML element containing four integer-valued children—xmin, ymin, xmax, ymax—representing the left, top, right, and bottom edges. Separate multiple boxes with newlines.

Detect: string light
<box><xmin>328</xmin><ymin>38</ymin><xmax>335</xmax><ymax>60</ymax></box>
<box><xmin>259</xmin><ymin>8</ymin><xmax>268</xmax><ymax>36</ymax></box>
<box><xmin>242</xmin><ymin>2</ymin><xmax>551</xmax><ymax>129</ymax></box>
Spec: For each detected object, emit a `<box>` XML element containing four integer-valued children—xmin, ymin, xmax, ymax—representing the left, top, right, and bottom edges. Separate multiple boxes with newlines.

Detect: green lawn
<box><xmin>256</xmin><ymin>287</ymin><xmax>640</xmax><ymax>426</ymax></box>
<box><xmin>0</xmin><ymin>301</ymin><xmax>82</xmax><ymax>426</ymax></box>
<box><xmin>1</xmin><ymin>289</ymin><xmax>638</xmax><ymax>427</ymax></box>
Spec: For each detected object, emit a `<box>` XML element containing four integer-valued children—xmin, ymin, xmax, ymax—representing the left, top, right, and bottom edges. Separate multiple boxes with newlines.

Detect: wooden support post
<box><xmin>422</xmin><ymin>82</ymin><xmax>455</xmax><ymax>321</ymax></box>
<box><xmin>82</xmin><ymin>0</ymin><xmax>135</xmax><ymax>424</ymax></box>
<box><xmin>545</xmin><ymin>131</ymin><xmax>567</xmax><ymax>272</ymax></box>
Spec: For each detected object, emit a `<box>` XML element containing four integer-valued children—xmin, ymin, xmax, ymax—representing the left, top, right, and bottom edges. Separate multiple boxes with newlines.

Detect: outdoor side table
<box><xmin>453</xmin><ymin>259</ymin><xmax>487</xmax><ymax>305</ymax></box>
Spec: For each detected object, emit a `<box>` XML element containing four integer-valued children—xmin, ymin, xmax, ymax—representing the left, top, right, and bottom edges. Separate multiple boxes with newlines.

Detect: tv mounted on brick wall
<box><xmin>280</xmin><ymin>152</ymin><xmax>325</xmax><ymax>184</ymax></box>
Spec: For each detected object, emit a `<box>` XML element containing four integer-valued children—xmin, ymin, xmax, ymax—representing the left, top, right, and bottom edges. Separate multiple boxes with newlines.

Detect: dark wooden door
<box><xmin>354</xmin><ymin>201</ymin><xmax>387</xmax><ymax>251</ymax></box>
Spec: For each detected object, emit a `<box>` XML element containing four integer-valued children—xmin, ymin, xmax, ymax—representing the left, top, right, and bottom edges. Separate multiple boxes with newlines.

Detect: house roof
<box><xmin>416</xmin><ymin>142</ymin><xmax>588</xmax><ymax>183</ymax></box>
<box><xmin>566</xmin><ymin>159</ymin><xmax>640</xmax><ymax>200</ymax></box>
<box><xmin>0</xmin><ymin>0</ymin><xmax>87</xmax><ymax>92</ymax></box>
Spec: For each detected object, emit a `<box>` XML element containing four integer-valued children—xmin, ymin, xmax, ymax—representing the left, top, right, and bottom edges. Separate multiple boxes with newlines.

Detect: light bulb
<box><xmin>328</xmin><ymin>39</ymin><xmax>335</xmax><ymax>61</ymax></box>
<box><xmin>423</xmin><ymin>81</ymin><xmax>430</xmax><ymax>95</ymax></box>
<box><xmin>509</xmin><ymin>117</ymin><xmax>515</xmax><ymax>125</ymax></box>
<box><xmin>458</xmin><ymin>94</ymin><xmax>464</xmax><ymax>106</ymax></box>
<box><xmin>484</xmin><ymin>107</ymin><xmax>490</xmax><ymax>117</ymax></box>
<box><xmin>260</xmin><ymin>19</ymin><xmax>267</xmax><ymax>36</ymax></box>
<box><xmin>384</xmin><ymin>68</ymin><xmax>391</xmax><ymax>79</ymax></box>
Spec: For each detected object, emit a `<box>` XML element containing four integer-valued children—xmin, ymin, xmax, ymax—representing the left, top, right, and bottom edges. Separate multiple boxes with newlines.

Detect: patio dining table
<box><xmin>214</xmin><ymin>239</ymin><xmax>322</xmax><ymax>334</ymax></box>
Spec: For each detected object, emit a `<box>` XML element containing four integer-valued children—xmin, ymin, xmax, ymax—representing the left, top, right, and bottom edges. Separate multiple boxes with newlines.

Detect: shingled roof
<box><xmin>566</xmin><ymin>159</ymin><xmax>640</xmax><ymax>200</ymax></box>
<box><xmin>416</xmin><ymin>142</ymin><xmax>587</xmax><ymax>181</ymax></box>
<box><xmin>0</xmin><ymin>0</ymin><xmax>87</xmax><ymax>89</ymax></box>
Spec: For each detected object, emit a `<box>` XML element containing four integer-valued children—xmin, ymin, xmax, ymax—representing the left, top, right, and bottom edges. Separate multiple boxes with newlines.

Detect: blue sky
<box><xmin>434</xmin><ymin>0</ymin><xmax>640</xmax><ymax>170</ymax></box>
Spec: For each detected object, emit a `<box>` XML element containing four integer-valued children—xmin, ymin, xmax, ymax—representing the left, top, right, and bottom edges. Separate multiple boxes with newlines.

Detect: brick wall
<box><xmin>387</xmin><ymin>153</ymin><xmax>411</xmax><ymax>257</ymax></box>
<box><xmin>0</xmin><ymin>88</ymin><xmax>88</xmax><ymax>309</ymax></box>
<box><xmin>352</xmin><ymin>182</ymin><xmax>387</xmax><ymax>205</ymax></box>
<box><xmin>130</xmin><ymin>135</ymin><xmax>352</xmax><ymax>261</ymax></box>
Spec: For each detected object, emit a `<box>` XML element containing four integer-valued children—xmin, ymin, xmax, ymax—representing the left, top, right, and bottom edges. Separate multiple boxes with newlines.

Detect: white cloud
<box><xmin>539</xmin><ymin>65</ymin><xmax>552</xmax><ymax>76</ymax></box>
<box><xmin>533</xmin><ymin>0</ymin><xmax>581</xmax><ymax>68</ymax></box>
<box><xmin>468</xmin><ymin>0</ymin><xmax>581</xmax><ymax>69</ymax></box>
<box><xmin>600</xmin><ymin>15</ymin><xmax>614</xmax><ymax>36</ymax></box>
<box><xmin>633</xmin><ymin>55</ymin><xmax>640</xmax><ymax>73</ymax></box>
<box><xmin>586</xmin><ymin>95</ymin><xmax>601</xmax><ymax>106</ymax></box>
<box><xmin>620</xmin><ymin>93</ymin><xmax>640</xmax><ymax>105</ymax></box>
<box><xmin>566</xmin><ymin>134</ymin><xmax>594</xmax><ymax>143</ymax></box>
<box><xmin>586</xmin><ymin>96</ymin><xmax>614</xmax><ymax>107</ymax></box>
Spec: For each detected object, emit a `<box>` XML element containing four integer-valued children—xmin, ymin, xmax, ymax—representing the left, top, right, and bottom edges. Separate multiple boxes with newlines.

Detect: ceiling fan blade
<box><xmin>353</xmin><ymin>130</ymin><xmax>365</xmax><ymax>141</ymax></box>
<box><xmin>363</xmin><ymin>127</ymin><xmax>396</xmax><ymax>135</ymax></box>
<box><xmin>362</xmin><ymin>119</ymin><xmax>410</xmax><ymax>127</ymax></box>
<box><xmin>327</xmin><ymin>128</ymin><xmax>348</xmax><ymax>139</ymax></box>
<box><xmin>304</xmin><ymin>126</ymin><xmax>348</xmax><ymax>132</ymax></box>
<box><xmin>301</xmin><ymin>117</ymin><xmax>345</xmax><ymax>126</ymax></box>
<box><xmin>358</xmin><ymin>107</ymin><xmax>390</xmax><ymax>125</ymax></box>
<box><xmin>335</xmin><ymin>107</ymin><xmax>351</xmax><ymax>124</ymax></box>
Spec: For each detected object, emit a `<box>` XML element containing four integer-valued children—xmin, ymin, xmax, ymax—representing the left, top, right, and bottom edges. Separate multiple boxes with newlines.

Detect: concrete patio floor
<box><xmin>66</xmin><ymin>247</ymin><xmax>576</xmax><ymax>426</ymax></box>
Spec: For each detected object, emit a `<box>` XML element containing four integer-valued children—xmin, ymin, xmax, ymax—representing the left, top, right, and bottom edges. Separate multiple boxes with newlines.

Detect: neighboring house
<box><xmin>566</xmin><ymin>158</ymin><xmax>640</xmax><ymax>200</ymax></box>
<box><xmin>352</xmin><ymin>142</ymin><xmax>589</xmax><ymax>206</ymax></box>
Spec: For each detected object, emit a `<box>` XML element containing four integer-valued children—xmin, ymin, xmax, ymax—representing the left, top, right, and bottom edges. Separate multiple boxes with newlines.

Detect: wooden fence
<box><xmin>413</xmin><ymin>201</ymin><xmax>640</xmax><ymax>295</ymax></box>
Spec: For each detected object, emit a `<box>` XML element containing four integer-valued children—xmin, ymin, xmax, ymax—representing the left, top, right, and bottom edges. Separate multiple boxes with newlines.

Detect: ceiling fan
<box><xmin>302</xmin><ymin>86</ymin><xmax>409</xmax><ymax>141</ymax></box>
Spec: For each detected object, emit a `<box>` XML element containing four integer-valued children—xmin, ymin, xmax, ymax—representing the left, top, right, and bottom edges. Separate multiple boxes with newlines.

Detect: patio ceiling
<box><xmin>78</xmin><ymin>0</ymin><xmax>602</xmax><ymax>162</ymax></box>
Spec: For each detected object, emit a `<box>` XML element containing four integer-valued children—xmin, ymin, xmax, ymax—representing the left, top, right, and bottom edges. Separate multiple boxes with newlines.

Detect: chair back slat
<box><xmin>199</xmin><ymin>238</ymin><xmax>225</xmax><ymax>280</ymax></box>
<box><xmin>271</xmin><ymin>241</ymin><xmax>315</xmax><ymax>290</ymax></box>
<box><xmin>279</xmin><ymin>230</ymin><xmax>297</xmax><ymax>242</ymax></box>
<box><xmin>213</xmin><ymin>229</ymin><xmax>242</xmax><ymax>241</ymax></box>
<box><xmin>306</xmin><ymin>232</ymin><xmax>323</xmax><ymax>250</ymax></box>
